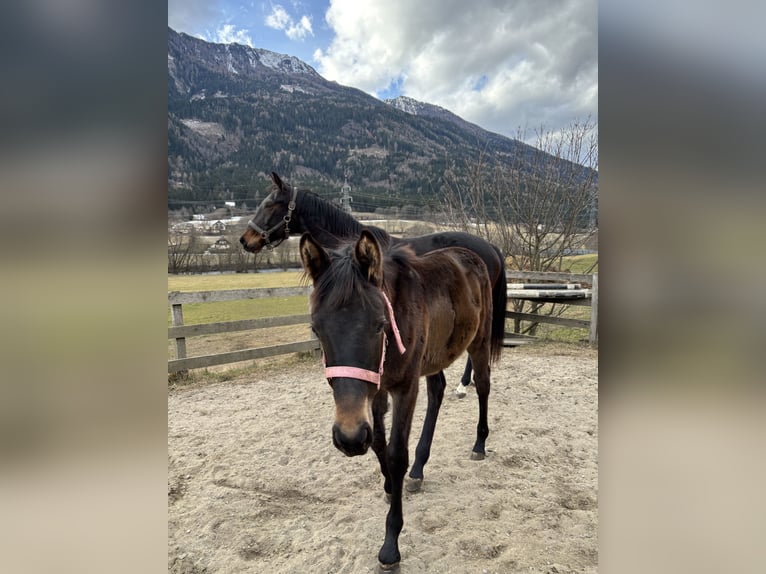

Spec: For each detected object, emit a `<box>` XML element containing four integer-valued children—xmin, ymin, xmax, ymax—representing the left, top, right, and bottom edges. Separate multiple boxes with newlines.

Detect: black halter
<box><xmin>246</xmin><ymin>186</ymin><xmax>297</xmax><ymax>250</ymax></box>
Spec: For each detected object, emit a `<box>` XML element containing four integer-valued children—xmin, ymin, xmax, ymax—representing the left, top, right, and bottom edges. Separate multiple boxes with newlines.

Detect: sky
<box><xmin>168</xmin><ymin>0</ymin><xmax>597</xmax><ymax>147</ymax></box>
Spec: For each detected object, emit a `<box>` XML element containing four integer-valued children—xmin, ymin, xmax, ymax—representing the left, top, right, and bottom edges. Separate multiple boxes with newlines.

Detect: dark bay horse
<box><xmin>240</xmin><ymin>171</ymin><xmax>507</xmax><ymax>397</ymax></box>
<box><xmin>300</xmin><ymin>230</ymin><xmax>498</xmax><ymax>570</ymax></box>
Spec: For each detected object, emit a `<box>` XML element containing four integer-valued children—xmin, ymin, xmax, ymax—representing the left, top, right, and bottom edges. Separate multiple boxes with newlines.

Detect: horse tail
<box><xmin>490</xmin><ymin>247</ymin><xmax>507</xmax><ymax>364</ymax></box>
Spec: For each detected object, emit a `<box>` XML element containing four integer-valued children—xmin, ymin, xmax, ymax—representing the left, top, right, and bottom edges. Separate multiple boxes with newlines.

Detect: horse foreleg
<box><xmin>378</xmin><ymin>384</ymin><xmax>417</xmax><ymax>570</ymax></box>
<box><xmin>470</xmin><ymin>356</ymin><xmax>491</xmax><ymax>460</ymax></box>
<box><xmin>407</xmin><ymin>372</ymin><xmax>446</xmax><ymax>491</ymax></box>
<box><xmin>370</xmin><ymin>391</ymin><xmax>391</xmax><ymax>498</ymax></box>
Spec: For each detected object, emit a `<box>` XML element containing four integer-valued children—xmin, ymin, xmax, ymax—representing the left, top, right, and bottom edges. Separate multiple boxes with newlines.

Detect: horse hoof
<box><xmin>405</xmin><ymin>478</ymin><xmax>423</xmax><ymax>493</ymax></box>
<box><xmin>376</xmin><ymin>561</ymin><xmax>401</xmax><ymax>573</ymax></box>
<box><xmin>470</xmin><ymin>451</ymin><xmax>485</xmax><ymax>461</ymax></box>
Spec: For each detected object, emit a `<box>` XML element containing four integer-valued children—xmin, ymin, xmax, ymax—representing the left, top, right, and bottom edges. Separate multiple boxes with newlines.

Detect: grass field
<box><xmin>168</xmin><ymin>271</ymin><xmax>308</xmax><ymax>326</ymax></box>
<box><xmin>167</xmin><ymin>271</ymin><xmax>305</xmax><ymax>292</ymax></box>
<box><xmin>561</xmin><ymin>253</ymin><xmax>598</xmax><ymax>274</ymax></box>
<box><xmin>533</xmin><ymin>303</ymin><xmax>593</xmax><ymax>343</ymax></box>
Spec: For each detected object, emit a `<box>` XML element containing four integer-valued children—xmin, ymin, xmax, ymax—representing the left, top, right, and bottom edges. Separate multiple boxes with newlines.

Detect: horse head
<box><xmin>300</xmin><ymin>230</ymin><xmax>396</xmax><ymax>457</ymax></box>
<box><xmin>240</xmin><ymin>172</ymin><xmax>296</xmax><ymax>252</ymax></box>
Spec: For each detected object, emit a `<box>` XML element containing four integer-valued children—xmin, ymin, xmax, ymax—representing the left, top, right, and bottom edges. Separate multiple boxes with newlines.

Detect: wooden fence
<box><xmin>168</xmin><ymin>272</ymin><xmax>597</xmax><ymax>373</ymax></box>
<box><xmin>504</xmin><ymin>271</ymin><xmax>598</xmax><ymax>346</ymax></box>
<box><xmin>168</xmin><ymin>286</ymin><xmax>319</xmax><ymax>373</ymax></box>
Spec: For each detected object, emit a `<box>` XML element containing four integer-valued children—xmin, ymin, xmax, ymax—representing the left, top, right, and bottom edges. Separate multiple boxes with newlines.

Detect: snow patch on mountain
<box><xmin>384</xmin><ymin>96</ymin><xmax>443</xmax><ymax>116</ymax></box>
<box><xmin>280</xmin><ymin>84</ymin><xmax>312</xmax><ymax>94</ymax></box>
<box><xmin>225</xmin><ymin>46</ymin><xmax>239</xmax><ymax>75</ymax></box>
<box><xmin>256</xmin><ymin>50</ymin><xmax>316</xmax><ymax>75</ymax></box>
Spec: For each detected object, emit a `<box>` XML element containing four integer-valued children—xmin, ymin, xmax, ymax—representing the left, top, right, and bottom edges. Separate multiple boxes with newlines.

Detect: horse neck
<box><xmin>294</xmin><ymin>190</ymin><xmax>367</xmax><ymax>246</ymax></box>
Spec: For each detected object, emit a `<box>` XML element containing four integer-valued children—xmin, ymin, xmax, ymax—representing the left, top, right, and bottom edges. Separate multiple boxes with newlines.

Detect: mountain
<box><xmin>384</xmin><ymin>96</ymin><xmax>509</xmax><ymax>148</ymax></box>
<box><xmin>167</xmin><ymin>28</ymin><xmax>594</xmax><ymax>213</ymax></box>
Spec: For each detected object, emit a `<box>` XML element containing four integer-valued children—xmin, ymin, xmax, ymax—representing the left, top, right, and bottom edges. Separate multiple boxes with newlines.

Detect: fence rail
<box><xmin>504</xmin><ymin>271</ymin><xmax>598</xmax><ymax>345</ymax></box>
<box><xmin>168</xmin><ymin>272</ymin><xmax>597</xmax><ymax>373</ymax></box>
<box><xmin>168</xmin><ymin>286</ymin><xmax>317</xmax><ymax>374</ymax></box>
<box><xmin>168</xmin><ymin>314</ymin><xmax>312</xmax><ymax>339</ymax></box>
<box><xmin>168</xmin><ymin>340</ymin><xmax>319</xmax><ymax>372</ymax></box>
<box><xmin>505</xmin><ymin>270</ymin><xmax>594</xmax><ymax>285</ymax></box>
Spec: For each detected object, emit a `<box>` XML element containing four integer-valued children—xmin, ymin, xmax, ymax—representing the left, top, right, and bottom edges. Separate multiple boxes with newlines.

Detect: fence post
<box><xmin>171</xmin><ymin>303</ymin><xmax>189</xmax><ymax>377</ymax></box>
<box><xmin>589</xmin><ymin>273</ymin><xmax>598</xmax><ymax>345</ymax></box>
<box><xmin>308</xmin><ymin>326</ymin><xmax>321</xmax><ymax>358</ymax></box>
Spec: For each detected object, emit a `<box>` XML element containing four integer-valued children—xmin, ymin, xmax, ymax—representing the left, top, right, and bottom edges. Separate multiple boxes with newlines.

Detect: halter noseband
<box><xmin>324</xmin><ymin>291</ymin><xmax>406</xmax><ymax>389</ymax></box>
<box><xmin>246</xmin><ymin>185</ymin><xmax>298</xmax><ymax>250</ymax></box>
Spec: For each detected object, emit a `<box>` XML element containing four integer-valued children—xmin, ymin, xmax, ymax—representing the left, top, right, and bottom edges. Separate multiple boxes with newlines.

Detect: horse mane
<box><xmin>310</xmin><ymin>242</ymin><xmax>414</xmax><ymax>312</ymax></box>
<box><xmin>295</xmin><ymin>188</ymin><xmax>394</xmax><ymax>248</ymax></box>
<box><xmin>296</xmin><ymin>189</ymin><xmax>363</xmax><ymax>236</ymax></box>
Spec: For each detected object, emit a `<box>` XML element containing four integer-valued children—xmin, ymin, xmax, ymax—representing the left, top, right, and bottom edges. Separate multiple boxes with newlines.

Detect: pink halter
<box><xmin>324</xmin><ymin>291</ymin><xmax>406</xmax><ymax>388</ymax></box>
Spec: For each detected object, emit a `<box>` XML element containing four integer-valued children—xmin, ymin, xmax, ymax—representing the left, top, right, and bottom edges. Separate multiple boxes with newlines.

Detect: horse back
<box><xmin>404</xmin><ymin>232</ymin><xmax>502</xmax><ymax>282</ymax></box>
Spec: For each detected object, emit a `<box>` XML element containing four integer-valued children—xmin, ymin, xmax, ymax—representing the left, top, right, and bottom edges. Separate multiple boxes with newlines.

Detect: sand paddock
<box><xmin>169</xmin><ymin>344</ymin><xmax>597</xmax><ymax>573</ymax></box>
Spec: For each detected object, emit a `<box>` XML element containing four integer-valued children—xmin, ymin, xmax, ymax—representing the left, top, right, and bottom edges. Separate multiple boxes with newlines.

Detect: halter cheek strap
<box><xmin>323</xmin><ymin>292</ymin><xmax>406</xmax><ymax>389</ymax></box>
<box><xmin>246</xmin><ymin>186</ymin><xmax>297</xmax><ymax>250</ymax></box>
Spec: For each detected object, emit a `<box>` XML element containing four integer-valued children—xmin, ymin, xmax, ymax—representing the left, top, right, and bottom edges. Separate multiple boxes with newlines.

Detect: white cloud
<box><xmin>288</xmin><ymin>15</ymin><xmax>314</xmax><ymax>40</ymax></box>
<box><xmin>213</xmin><ymin>24</ymin><xmax>254</xmax><ymax>47</ymax></box>
<box><xmin>265</xmin><ymin>6</ymin><xmax>292</xmax><ymax>30</ymax></box>
<box><xmin>314</xmin><ymin>0</ymin><xmax>597</xmax><ymax>141</ymax></box>
<box><xmin>265</xmin><ymin>5</ymin><xmax>314</xmax><ymax>40</ymax></box>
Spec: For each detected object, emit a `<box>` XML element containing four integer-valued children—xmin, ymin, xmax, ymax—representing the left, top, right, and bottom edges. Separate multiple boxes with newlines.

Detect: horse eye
<box><xmin>375</xmin><ymin>321</ymin><xmax>386</xmax><ymax>334</ymax></box>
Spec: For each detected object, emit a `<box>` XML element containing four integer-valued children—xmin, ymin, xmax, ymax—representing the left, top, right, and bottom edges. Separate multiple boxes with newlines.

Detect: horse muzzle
<box><xmin>332</xmin><ymin>422</ymin><xmax>372</xmax><ymax>457</ymax></box>
<box><xmin>239</xmin><ymin>232</ymin><xmax>264</xmax><ymax>253</ymax></box>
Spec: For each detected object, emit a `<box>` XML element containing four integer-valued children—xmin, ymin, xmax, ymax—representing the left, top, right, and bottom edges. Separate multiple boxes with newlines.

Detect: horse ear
<box><xmin>354</xmin><ymin>230</ymin><xmax>383</xmax><ymax>287</ymax></box>
<box><xmin>271</xmin><ymin>171</ymin><xmax>292</xmax><ymax>198</ymax></box>
<box><xmin>300</xmin><ymin>233</ymin><xmax>329</xmax><ymax>282</ymax></box>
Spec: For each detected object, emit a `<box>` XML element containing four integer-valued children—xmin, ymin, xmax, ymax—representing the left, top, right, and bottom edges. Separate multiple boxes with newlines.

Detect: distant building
<box><xmin>207</xmin><ymin>238</ymin><xmax>232</xmax><ymax>252</ymax></box>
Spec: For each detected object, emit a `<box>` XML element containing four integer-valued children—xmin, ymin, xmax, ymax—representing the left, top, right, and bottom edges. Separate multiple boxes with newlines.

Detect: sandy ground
<box><xmin>168</xmin><ymin>343</ymin><xmax>598</xmax><ymax>573</ymax></box>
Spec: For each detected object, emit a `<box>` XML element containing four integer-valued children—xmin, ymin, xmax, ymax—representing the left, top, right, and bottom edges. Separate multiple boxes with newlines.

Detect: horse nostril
<box><xmin>239</xmin><ymin>236</ymin><xmax>246</xmax><ymax>246</ymax></box>
<box><xmin>332</xmin><ymin>423</ymin><xmax>372</xmax><ymax>457</ymax></box>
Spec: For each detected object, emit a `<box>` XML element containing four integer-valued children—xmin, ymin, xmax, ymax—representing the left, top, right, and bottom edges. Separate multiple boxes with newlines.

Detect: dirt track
<box><xmin>168</xmin><ymin>344</ymin><xmax>598</xmax><ymax>573</ymax></box>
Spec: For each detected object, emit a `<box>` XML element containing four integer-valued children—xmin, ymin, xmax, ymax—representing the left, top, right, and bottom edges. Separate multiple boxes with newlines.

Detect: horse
<box><xmin>300</xmin><ymin>229</ymin><xmax>499</xmax><ymax>570</ymax></box>
<box><xmin>239</xmin><ymin>172</ymin><xmax>508</xmax><ymax>399</ymax></box>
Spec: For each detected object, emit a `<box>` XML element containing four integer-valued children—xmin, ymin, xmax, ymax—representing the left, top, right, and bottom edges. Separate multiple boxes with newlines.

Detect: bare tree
<box><xmin>168</xmin><ymin>224</ymin><xmax>199</xmax><ymax>274</ymax></box>
<box><xmin>441</xmin><ymin>119</ymin><xmax>598</xmax><ymax>335</ymax></box>
<box><xmin>443</xmin><ymin>119</ymin><xmax>598</xmax><ymax>270</ymax></box>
